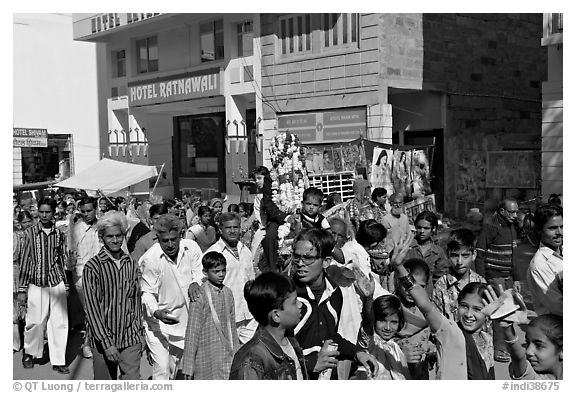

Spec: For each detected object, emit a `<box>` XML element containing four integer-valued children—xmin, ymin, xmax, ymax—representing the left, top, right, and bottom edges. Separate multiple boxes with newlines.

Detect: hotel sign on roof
<box><xmin>73</xmin><ymin>13</ymin><xmax>165</xmax><ymax>40</ymax></box>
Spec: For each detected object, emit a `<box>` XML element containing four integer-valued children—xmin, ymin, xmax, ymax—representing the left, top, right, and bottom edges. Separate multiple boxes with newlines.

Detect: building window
<box><xmin>112</xmin><ymin>49</ymin><xmax>126</xmax><ymax>78</ymax></box>
<box><xmin>322</xmin><ymin>13</ymin><xmax>358</xmax><ymax>48</ymax></box>
<box><xmin>200</xmin><ymin>20</ymin><xmax>224</xmax><ymax>62</ymax></box>
<box><xmin>279</xmin><ymin>14</ymin><xmax>311</xmax><ymax>55</ymax></box>
<box><xmin>136</xmin><ymin>36</ymin><xmax>158</xmax><ymax>74</ymax></box>
<box><xmin>237</xmin><ymin>20</ymin><xmax>254</xmax><ymax>57</ymax></box>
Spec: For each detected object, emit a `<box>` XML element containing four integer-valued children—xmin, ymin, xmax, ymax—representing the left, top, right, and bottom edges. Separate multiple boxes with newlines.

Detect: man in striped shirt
<box><xmin>475</xmin><ymin>197</ymin><xmax>520</xmax><ymax>363</ymax></box>
<box><xmin>18</xmin><ymin>197</ymin><xmax>69</xmax><ymax>374</ymax></box>
<box><xmin>83</xmin><ymin>211</ymin><xmax>143</xmax><ymax>380</ymax></box>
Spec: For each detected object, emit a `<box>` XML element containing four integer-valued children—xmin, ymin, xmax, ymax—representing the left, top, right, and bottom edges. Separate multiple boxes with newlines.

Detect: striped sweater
<box><xmin>475</xmin><ymin>213</ymin><xmax>518</xmax><ymax>280</ymax></box>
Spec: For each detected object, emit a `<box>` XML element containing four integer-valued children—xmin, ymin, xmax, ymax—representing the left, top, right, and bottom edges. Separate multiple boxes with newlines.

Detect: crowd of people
<box><xmin>12</xmin><ymin>167</ymin><xmax>563</xmax><ymax>380</ymax></box>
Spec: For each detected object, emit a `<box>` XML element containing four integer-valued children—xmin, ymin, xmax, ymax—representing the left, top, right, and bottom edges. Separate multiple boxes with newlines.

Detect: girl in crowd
<box><xmin>13</xmin><ymin>211</ymin><xmax>34</xmax><ymax>353</ymax></box>
<box><xmin>484</xmin><ymin>286</ymin><xmax>562</xmax><ymax>380</ymax></box>
<box><xmin>359</xmin><ymin>295</ymin><xmax>410</xmax><ymax>380</ymax></box>
<box><xmin>185</xmin><ymin>205</ymin><xmax>217</xmax><ymax>252</ymax></box>
<box><xmin>391</xmin><ymin>238</ymin><xmax>495</xmax><ymax>380</ymax></box>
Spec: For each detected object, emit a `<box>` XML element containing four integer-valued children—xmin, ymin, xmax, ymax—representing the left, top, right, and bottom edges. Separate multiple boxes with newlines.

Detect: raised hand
<box><xmin>390</xmin><ymin>232</ymin><xmax>414</xmax><ymax>267</ymax></box>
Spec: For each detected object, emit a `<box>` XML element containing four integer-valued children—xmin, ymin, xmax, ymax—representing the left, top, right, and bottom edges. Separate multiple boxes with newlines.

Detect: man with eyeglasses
<box><xmin>290</xmin><ymin>228</ymin><xmax>379</xmax><ymax>380</ymax></box>
<box><xmin>475</xmin><ymin>197</ymin><xmax>520</xmax><ymax>363</ymax></box>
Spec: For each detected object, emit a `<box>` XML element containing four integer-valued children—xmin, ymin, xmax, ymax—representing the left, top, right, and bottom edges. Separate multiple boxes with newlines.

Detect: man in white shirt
<box><xmin>68</xmin><ymin>197</ymin><xmax>101</xmax><ymax>359</ymax></box>
<box><xmin>189</xmin><ymin>212</ymin><xmax>257</xmax><ymax>344</ymax></box>
<box><xmin>526</xmin><ymin>204</ymin><xmax>563</xmax><ymax>316</ymax></box>
<box><xmin>139</xmin><ymin>214</ymin><xmax>203</xmax><ymax>380</ymax></box>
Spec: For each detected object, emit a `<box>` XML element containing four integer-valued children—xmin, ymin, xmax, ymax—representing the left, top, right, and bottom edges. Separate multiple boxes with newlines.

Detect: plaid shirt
<box><xmin>18</xmin><ymin>223</ymin><xmax>67</xmax><ymax>291</ymax></box>
<box><xmin>181</xmin><ymin>281</ymin><xmax>238</xmax><ymax>379</ymax></box>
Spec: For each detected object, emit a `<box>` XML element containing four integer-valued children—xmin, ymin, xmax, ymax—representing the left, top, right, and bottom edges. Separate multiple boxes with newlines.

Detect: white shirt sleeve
<box><xmin>139</xmin><ymin>252</ymin><xmax>160</xmax><ymax>317</ymax></box>
<box><xmin>187</xmin><ymin>241</ymin><xmax>205</xmax><ymax>285</ymax></box>
<box><xmin>528</xmin><ymin>258</ymin><xmax>563</xmax><ymax>315</ymax></box>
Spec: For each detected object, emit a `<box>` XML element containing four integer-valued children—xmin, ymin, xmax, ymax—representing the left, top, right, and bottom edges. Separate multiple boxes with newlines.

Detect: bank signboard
<box><xmin>128</xmin><ymin>68</ymin><xmax>222</xmax><ymax>107</ymax></box>
<box><xmin>13</xmin><ymin>128</ymin><xmax>48</xmax><ymax>148</ymax></box>
<box><xmin>277</xmin><ymin>107</ymin><xmax>366</xmax><ymax>143</ymax></box>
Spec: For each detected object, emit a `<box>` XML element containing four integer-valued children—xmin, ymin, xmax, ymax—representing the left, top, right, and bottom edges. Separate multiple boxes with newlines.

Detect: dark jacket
<box><xmin>293</xmin><ymin>274</ymin><xmax>358</xmax><ymax>379</ymax></box>
<box><xmin>229</xmin><ymin>325</ymin><xmax>308</xmax><ymax>380</ymax></box>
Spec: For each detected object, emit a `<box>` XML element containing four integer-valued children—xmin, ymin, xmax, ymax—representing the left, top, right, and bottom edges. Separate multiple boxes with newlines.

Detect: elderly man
<box><xmin>475</xmin><ymin>197</ymin><xmax>520</xmax><ymax>363</ymax></box>
<box><xmin>139</xmin><ymin>214</ymin><xmax>203</xmax><ymax>379</ymax></box>
<box><xmin>83</xmin><ymin>211</ymin><xmax>143</xmax><ymax>380</ymax></box>
<box><xmin>189</xmin><ymin>212</ymin><xmax>257</xmax><ymax>344</ymax></box>
<box><xmin>18</xmin><ymin>197</ymin><xmax>69</xmax><ymax>374</ymax></box>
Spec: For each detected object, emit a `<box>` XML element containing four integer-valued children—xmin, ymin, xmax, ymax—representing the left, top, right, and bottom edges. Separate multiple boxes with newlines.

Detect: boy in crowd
<box><xmin>190</xmin><ymin>212</ymin><xmax>257</xmax><ymax>344</ymax></box>
<box><xmin>182</xmin><ymin>252</ymin><xmax>238</xmax><ymax>380</ymax></box>
<box><xmin>290</xmin><ymin>228</ymin><xmax>379</xmax><ymax>379</ymax></box>
<box><xmin>230</xmin><ymin>272</ymin><xmax>307</xmax><ymax>380</ymax></box>
<box><xmin>432</xmin><ymin>228</ymin><xmax>486</xmax><ymax>321</ymax></box>
<box><xmin>298</xmin><ymin>187</ymin><xmax>331</xmax><ymax>230</ymax></box>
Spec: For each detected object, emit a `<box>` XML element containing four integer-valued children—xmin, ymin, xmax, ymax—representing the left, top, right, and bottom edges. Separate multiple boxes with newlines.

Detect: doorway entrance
<box><xmin>173</xmin><ymin>112</ymin><xmax>226</xmax><ymax>195</ymax></box>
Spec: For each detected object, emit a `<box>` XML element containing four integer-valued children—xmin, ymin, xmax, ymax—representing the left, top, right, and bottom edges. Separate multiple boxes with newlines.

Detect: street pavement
<box><xmin>13</xmin><ymin>234</ymin><xmax>538</xmax><ymax>381</ymax></box>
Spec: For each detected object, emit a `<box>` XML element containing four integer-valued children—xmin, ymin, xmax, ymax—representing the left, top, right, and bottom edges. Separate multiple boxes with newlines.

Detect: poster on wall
<box><xmin>371</xmin><ymin>147</ymin><xmax>433</xmax><ymax>197</ymax></box>
<box><xmin>392</xmin><ymin>150</ymin><xmax>413</xmax><ymax>197</ymax></box>
<box><xmin>333</xmin><ymin>146</ymin><xmax>343</xmax><ymax>172</ymax></box>
<box><xmin>371</xmin><ymin>147</ymin><xmax>395</xmax><ymax>196</ymax></box>
<box><xmin>455</xmin><ymin>150</ymin><xmax>486</xmax><ymax>202</ymax></box>
<box><xmin>305</xmin><ymin>140</ymin><xmax>366</xmax><ymax>176</ymax></box>
<box><xmin>411</xmin><ymin>150</ymin><xmax>432</xmax><ymax>197</ymax></box>
<box><xmin>486</xmin><ymin>151</ymin><xmax>537</xmax><ymax>188</ymax></box>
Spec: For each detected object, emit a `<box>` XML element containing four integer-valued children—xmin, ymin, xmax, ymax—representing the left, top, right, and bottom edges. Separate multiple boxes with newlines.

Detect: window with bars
<box><xmin>136</xmin><ymin>37</ymin><xmax>158</xmax><ymax>74</ymax></box>
<box><xmin>112</xmin><ymin>49</ymin><xmax>126</xmax><ymax>78</ymax></box>
<box><xmin>279</xmin><ymin>14</ymin><xmax>312</xmax><ymax>55</ymax></box>
<box><xmin>308</xmin><ymin>172</ymin><xmax>356</xmax><ymax>202</ymax></box>
<box><xmin>322</xmin><ymin>13</ymin><xmax>358</xmax><ymax>48</ymax></box>
<box><xmin>278</xmin><ymin>14</ymin><xmax>359</xmax><ymax>57</ymax></box>
<box><xmin>200</xmin><ymin>19</ymin><xmax>225</xmax><ymax>62</ymax></box>
<box><xmin>237</xmin><ymin>20</ymin><xmax>254</xmax><ymax>57</ymax></box>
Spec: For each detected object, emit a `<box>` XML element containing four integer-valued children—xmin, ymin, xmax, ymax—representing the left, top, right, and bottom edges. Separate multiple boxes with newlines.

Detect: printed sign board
<box><xmin>277</xmin><ymin>108</ymin><xmax>366</xmax><ymax>143</ymax></box>
<box><xmin>13</xmin><ymin>128</ymin><xmax>48</xmax><ymax>148</ymax></box>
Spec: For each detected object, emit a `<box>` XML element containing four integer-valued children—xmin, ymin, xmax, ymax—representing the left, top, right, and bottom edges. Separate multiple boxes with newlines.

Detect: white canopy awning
<box><xmin>54</xmin><ymin>158</ymin><xmax>159</xmax><ymax>195</ymax></box>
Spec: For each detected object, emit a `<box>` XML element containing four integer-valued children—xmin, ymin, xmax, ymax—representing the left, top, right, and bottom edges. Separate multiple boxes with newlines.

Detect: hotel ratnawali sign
<box><xmin>128</xmin><ymin>68</ymin><xmax>222</xmax><ymax>107</ymax></box>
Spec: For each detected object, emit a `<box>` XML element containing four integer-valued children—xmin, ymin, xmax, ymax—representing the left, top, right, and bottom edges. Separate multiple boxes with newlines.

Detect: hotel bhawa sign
<box><xmin>128</xmin><ymin>69</ymin><xmax>221</xmax><ymax>107</ymax></box>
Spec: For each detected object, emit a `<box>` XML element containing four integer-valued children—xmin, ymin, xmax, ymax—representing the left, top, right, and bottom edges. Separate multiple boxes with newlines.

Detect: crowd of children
<box><xmin>12</xmin><ymin>168</ymin><xmax>562</xmax><ymax>381</ymax></box>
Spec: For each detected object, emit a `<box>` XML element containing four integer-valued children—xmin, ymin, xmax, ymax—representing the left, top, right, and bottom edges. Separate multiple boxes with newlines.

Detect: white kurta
<box><xmin>139</xmin><ymin>239</ymin><xmax>204</xmax><ymax>343</ymax></box>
